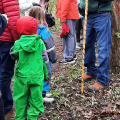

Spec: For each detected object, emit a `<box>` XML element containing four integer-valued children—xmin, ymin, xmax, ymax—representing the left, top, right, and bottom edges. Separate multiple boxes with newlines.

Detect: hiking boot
<box><xmin>66</xmin><ymin>59</ymin><xmax>75</xmax><ymax>64</ymax></box>
<box><xmin>78</xmin><ymin>74</ymin><xmax>96</xmax><ymax>83</ymax></box>
<box><xmin>59</xmin><ymin>59</ymin><xmax>75</xmax><ymax>64</ymax></box>
<box><xmin>46</xmin><ymin>93</ymin><xmax>52</xmax><ymax>98</ymax></box>
<box><xmin>88</xmin><ymin>82</ymin><xmax>103</xmax><ymax>91</ymax></box>
<box><xmin>43</xmin><ymin>97</ymin><xmax>54</xmax><ymax>103</ymax></box>
<box><xmin>59</xmin><ymin>59</ymin><xmax>67</xmax><ymax>64</ymax></box>
<box><xmin>5</xmin><ymin>108</ymin><xmax>15</xmax><ymax>120</ymax></box>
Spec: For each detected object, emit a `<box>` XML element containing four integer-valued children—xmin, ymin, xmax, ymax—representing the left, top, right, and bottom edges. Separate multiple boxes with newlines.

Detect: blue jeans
<box><xmin>83</xmin><ymin>12</ymin><xmax>111</xmax><ymax>86</ymax></box>
<box><xmin>0</xmin><ymin>41</ymin><xmax>15</xmax><ymax>114</ymax></box>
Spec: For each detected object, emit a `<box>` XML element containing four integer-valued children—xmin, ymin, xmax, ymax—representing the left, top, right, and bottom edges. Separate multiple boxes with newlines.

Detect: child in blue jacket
<box><xmin>29</xmin><ymin>6</ymin><xmax>57</xmax><ymax>103</ymax></box>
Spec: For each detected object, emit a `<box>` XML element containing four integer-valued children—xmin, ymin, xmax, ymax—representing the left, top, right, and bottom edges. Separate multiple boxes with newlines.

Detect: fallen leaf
<box><xmin>76</xmin><ymin>106</ymin><xmax>83</xmax><ymax>111</ymax></box>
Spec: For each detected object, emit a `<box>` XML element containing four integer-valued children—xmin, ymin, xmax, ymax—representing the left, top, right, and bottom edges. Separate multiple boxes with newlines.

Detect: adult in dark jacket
<box><xmin>0</xmin><ymin>0</ymin><xmax>20</xmax><ymax>119</ymax></box>
<box><xmin>78</xmin><ymin>0</ymin><xmax>114</xmax><ymax>91</ymax></box>
<box><xmin>0</xmin><ymin>13</ymin><xmax>8</xmax><ymax>120</ymax></box>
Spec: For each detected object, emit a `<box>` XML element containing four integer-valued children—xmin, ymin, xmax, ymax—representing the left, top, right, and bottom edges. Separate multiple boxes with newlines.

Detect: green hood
<box><xmin>19</xmin><ymin>35</ymin><xmax>41</xmax><ymax>52</ymax></box>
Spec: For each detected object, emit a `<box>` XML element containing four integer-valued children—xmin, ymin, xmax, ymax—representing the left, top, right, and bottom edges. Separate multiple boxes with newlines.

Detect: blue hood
<box><xmin>37</xmin><ymin>25</ymin><xmax>51</xmax><ymax>39</ymax></box>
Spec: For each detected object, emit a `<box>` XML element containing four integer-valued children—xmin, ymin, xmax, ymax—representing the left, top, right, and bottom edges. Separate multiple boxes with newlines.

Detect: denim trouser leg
<box><xmin>83</xmin><ymin>12</ymin><xmax>111</xmax><ymax>85</ymax></box>
<box><xmin>63</xmin><ymin>19</ymin><xmax>76</xmax><ymax>60</ymax></box>
<box><xmin>94</xmin><ymin>12</ymin><xmax>111</xmax><ymax>85</ymax></box>
<box><xmin>83</xmin><ymin>17</ymin><xmax>97</xmax><ymax>77</ymax></box>
<box><xmin>0</xmin><ymin>41</ymin><xmax>15</xmax><ymax>114</ymax></box>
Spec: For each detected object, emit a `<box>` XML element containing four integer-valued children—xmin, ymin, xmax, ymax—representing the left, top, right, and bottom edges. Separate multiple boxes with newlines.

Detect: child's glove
<box><xmin>32</xmin><ymin>2</ymin><xmax>41</xmax><ymax>7</ymax></box>
<box><xmin>60</xmin><ymin>23</ymin><xmax>69</xmax><ymax>38</ymax></box>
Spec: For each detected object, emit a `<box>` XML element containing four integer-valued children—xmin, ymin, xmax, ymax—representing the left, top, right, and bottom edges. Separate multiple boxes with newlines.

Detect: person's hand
<box><xmin>2</xmin><ymin>14</ymin><xmax>9</xmax><ymax>23</ymax></box>
<box><xmin>32</xmin><ymin>2</ymin><xmax>41</xmax><ymax>7</ymax></box>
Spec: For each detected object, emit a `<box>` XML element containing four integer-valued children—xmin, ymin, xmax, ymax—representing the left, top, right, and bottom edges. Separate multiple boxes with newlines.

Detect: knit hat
<box><xmin>16</xmin><ymin>16</ymin><xmax>38</xmax><ymax>35</ymax></box>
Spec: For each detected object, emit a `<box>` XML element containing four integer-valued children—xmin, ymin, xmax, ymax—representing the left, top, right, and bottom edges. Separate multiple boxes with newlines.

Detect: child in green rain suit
<box><xmin>10</xmin><ymin>16</ymin><xmax>51</xmax><ymax>120</ymax></box>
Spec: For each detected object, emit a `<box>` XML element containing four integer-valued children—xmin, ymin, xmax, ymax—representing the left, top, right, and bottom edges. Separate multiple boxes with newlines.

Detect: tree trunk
<box><xmin>110</xmin><ymin>0</ymin><xmax>120</xmax><ymax>73</ymax></box>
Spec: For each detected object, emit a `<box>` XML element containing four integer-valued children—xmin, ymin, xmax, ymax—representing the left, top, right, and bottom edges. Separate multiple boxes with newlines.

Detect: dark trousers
<box><xmin>0</xmin><ymin>41</ymin><xmax>15</xmax><ymax>114</ymax></box>
<box><xmin>75</xmin><ymin>19</ymin><xmax>83</xmax><ymax>43</ymax></box>
<box><xmin>0</xmin><ymin>96</ymin><xmax>5</xmax><ymax>120</ymax></box>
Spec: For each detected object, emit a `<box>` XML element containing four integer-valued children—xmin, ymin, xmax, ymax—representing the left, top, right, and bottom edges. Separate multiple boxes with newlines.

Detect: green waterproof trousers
<box><xmin>13</xmin><ymin>76</ymin><xmax>44</xmax><ymax>120</ymax></box>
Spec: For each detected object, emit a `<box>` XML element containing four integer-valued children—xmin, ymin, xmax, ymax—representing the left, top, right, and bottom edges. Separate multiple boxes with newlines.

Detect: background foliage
<box><xmin>20</xmin><ymin>0</ymin><xmax>61</xmax><ymax>33</ymax></box>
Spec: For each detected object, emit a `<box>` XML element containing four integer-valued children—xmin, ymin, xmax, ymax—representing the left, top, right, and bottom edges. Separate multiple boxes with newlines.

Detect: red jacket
<box><xmin>56</xmin><ymin>0</ymin><xmax>79</xmax><ymax>22</ymax></box>
<box><xmin>0</xmin><ymin>0</ymin><xmax>20</xmax><ymax>42</ymax></box>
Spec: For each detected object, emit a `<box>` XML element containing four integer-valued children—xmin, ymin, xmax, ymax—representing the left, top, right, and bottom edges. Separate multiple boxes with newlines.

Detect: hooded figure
<box><xmin>10</xmin><ymin>16</ymin><xmax>50</xmax><ymax>120</ymax></box>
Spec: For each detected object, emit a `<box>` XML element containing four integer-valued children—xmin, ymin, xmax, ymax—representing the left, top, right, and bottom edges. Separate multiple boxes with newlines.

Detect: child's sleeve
<box><xmin>41</xmin><ymin>42</ymin><xmax>51</xmax><ymax>81</ymax></box>
<box><xmin>45</xmin><ymin>35</ymin><xmax>57</xmax><ymax>63</ymax></box>
<box><xmin>43</xmin><ymin>61</ymin><xmax>49</xmax><ymax>80</ymax></box>
<box><xmin>10</xmin><ymin>41</ymin><xmax>19</xmax><ymax>60</ymax></box>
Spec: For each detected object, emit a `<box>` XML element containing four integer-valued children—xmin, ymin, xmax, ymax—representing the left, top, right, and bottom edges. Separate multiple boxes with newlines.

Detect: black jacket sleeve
<box><xmin>0</xmin><ymin>14</ymin><xmax>7</xmax><ymax>37</ymax></box>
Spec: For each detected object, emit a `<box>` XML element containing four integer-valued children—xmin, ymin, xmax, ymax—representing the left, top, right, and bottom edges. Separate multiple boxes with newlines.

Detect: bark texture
<box><xmin>110</xmin><ymin>0</ymin><xmax>120</xmax><ymax>73</ymax></box>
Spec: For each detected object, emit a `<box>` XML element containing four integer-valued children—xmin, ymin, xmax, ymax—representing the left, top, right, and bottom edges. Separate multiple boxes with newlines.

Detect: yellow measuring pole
<box><xmin>81</xmin><ymin>0</ymin><xmax>88</xmax><ymax>94</ymax></box>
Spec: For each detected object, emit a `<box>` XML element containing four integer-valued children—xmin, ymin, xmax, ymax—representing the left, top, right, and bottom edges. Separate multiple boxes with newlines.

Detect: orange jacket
<box><xmin>56</xmin><ymin>0</ymin><xmax>79</xmax><ymax>22</ymax></box>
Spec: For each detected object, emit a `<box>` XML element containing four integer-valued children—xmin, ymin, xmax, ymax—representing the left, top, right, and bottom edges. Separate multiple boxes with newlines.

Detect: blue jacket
<box><xmin>37</xmin><ymin>25</ymin><xmax>57</xmax><ymax>63</ymax></box>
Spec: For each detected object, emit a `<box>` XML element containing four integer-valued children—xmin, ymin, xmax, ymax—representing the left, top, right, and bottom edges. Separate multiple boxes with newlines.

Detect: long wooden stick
<box><xmin>81</xmin><ymin>0</ymin><xmax>89</xmax><ymax>94</ymax></box>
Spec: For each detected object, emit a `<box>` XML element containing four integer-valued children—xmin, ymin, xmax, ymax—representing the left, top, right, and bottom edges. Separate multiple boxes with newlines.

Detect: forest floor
<box><xmin>11</xmin><ymin>33</ymin><xmax>120</xmax><ymax>120</ymax></box>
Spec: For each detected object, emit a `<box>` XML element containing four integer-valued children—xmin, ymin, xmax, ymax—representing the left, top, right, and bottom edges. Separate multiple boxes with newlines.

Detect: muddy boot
<box><xmin>88</xmin><ymin>82</ymin><xmax>103</xmax><ymax>91</ymax></box>
<box><xmin>78</xmin><ymin>74</ymin><xmax>96</xmax><ymax>82</ymax></box>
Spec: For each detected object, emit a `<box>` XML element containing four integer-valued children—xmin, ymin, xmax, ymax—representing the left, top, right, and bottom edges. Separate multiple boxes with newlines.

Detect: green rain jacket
<box><xmin>10</xmin><ymin>35</ymin><xmax>50</xmax><ymax>82</ymax></box>
<box><xmin>80</xmin><ymin>0</ymin><xmax>114</xmax><ymax>13</ymax></box>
